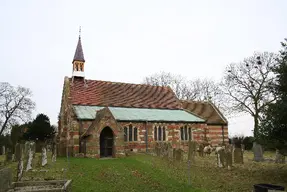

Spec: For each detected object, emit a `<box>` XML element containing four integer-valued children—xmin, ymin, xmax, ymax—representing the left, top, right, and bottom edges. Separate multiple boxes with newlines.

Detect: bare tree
<box><xmin>220</xmin><ymin>52</ymin><xmax>277</xmax><ymax>138</ymax></box>
<box><xmin>143</xmin><ymin>71</ymin><xmax>198</xmax><ymax>100</ymax></box>
<box><xmin>0</xmin><ymin>82</ymin><xmax>35</xmax><ymax>135</ymax></box>
<box><xmin>143</xmin><ymin>72</ymin><xmax>224</xmax><ymax>108</ymax></box>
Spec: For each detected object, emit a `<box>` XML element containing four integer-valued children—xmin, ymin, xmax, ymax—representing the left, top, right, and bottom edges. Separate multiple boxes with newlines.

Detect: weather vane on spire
<box><xmin>79</xmin><ymin>26</ymin><xmax>81</xmax><ymax>38</ymax></box>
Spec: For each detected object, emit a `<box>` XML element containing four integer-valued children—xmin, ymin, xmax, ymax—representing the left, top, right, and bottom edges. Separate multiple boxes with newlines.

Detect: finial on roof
<box><xmin>79</xmin><ymin>26</ymin><xmax>81</xmax><ymax>38</ymax></box>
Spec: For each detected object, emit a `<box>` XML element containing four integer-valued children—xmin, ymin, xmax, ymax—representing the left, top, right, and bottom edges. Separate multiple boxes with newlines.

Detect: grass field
<box><xmin>1</xmin><ymin>151</ymin><xmax>287</xmax><ymax>192</ymax></box>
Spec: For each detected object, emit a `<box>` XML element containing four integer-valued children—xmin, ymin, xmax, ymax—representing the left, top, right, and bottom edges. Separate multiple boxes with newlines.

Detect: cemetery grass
<box><xmin>2</xmin><ymin>154</ymin><xmax>203</xmax><ymax>192</ymax></box>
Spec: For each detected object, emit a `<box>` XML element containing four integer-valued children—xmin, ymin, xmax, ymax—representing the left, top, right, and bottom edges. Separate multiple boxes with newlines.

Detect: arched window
<box><xmin>134</xmin><ymin>127</ymin><xmax>138</xmax><ymax>141</ymax></box>
<box><xmin>124</xmin><ymin>125</ymin><xmax>138</xmax><ymax>142</ymax></box>
<box><xmin>124</xmin><ymin>127</ymin><xmax>127</xmax><ymax>142</ymax></box>
<box><xmin>154</xmin><ymin>126</ymin><xmax>157</xmax><ymax>141</ymax></box>
<box><xmin>154</xmin><ymin>126</ymin><xmax>166</xmax><ymax>141</ymax></box>
<box><xmin>180</xmin><ymin>125</ymin><xmax>193</xmax><ymax>141</ymax></box>
<box><xmin>128</xmin><ymin>124</ymin><xmax>133</xmax><ymax>142</ymax></box>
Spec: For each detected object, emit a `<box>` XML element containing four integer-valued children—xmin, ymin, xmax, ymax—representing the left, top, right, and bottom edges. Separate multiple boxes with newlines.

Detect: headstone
<box><xmin>16</xmin><ymin>144</ymin><xmax>24</xmax><ymax>181</ymax></box>
<box><xmin>41</xmin><ymin>145</ymin><xmax>48</xmax><ymax>166</ymax></box>
<box><xmin>252</xmin><ymin>142</ymin><xmax>264</xmax><ymax>162</ymax></box>
<box><xmin>217</xmin><ymin>147</ymin><xmax>225</xmax><ymax>168</ymax></box>
<box><xmin>167</xmin><ymin>143</ymin><xmax>173</xmax><ymax>160</ymax></box>
<box><xmin>233</xmin><ymin>148</ymin><xmax>243</xmax><ymax>164</ymax></box>
<box><xmin>188</xmin><ymin>141</ymin><xmax>197</xmax><ymax>163</ymax></box>
<box><xmin>5</xmin><ymin>149</ymin><xmax>13</xmax><ymax>162</ymax></box>
<box><xmin>225</xmin><ymin>144</ymin><xmax>233</xmax><ymax>170</ymax></box>
<box><xmin>52</xmin><ymin>142</ymin><xmax>57</xmax><ymax>163</ymax></box>
<box><xmin>175</xmin><ymin>149</ymin><xmax>183</xmax><ymax>162</ymax></box>
<box><xmin>2</xmin><ymin>146</ymin><xmax>5</xmax><ymax>155</ymax></box>
<box><xmin>26</xmin><ymin>142</ymin><xmax>35</xmax><ymax>171</ymax></box>
<box><xmin>197</xmin><ymin>144</ymin><xmax>204</xmax><ymax>157</ymax></box>
<box><xmin>0</xmin><ymin>168</ymin><xmax>12</xmax><ymax>192</ymax></box>
<box><xmin>14</xmin><ymin>143</ymin><xmax>21</xmax><ymax>161</ymax></box>
<box><xmin>275</xmin><ymin>149</ymin><xmax>285</xmax><ymax>164</ymax></box>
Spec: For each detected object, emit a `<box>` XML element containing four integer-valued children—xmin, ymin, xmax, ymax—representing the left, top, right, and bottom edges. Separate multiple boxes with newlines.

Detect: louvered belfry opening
<box><xmin>100</xmin><ymin>127</ymin><xmax>114</xmax><ymax>158</ymax></box>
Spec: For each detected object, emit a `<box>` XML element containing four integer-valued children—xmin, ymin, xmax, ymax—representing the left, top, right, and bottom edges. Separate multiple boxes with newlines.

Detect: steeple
<box><xmin>72</xmin><ymin>27</ymin><xmax>85</xmax><ymax>78</ymax></box>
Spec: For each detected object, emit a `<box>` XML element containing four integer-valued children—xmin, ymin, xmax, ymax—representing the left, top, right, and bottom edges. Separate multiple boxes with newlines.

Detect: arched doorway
<box><xmin>100</xmin><ymin>127</ymin><xmax>114</xmax><ymax>158</ymax></box>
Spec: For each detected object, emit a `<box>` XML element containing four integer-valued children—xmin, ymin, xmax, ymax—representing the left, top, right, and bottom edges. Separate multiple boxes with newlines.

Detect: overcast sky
<box><xmin>1</xmin><ymin>0</ymin><xmax>286</xmax><ymax>136</ymax></box>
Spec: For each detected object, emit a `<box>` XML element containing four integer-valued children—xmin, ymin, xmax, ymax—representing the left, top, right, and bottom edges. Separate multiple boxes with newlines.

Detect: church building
<box><xmin>57</xmin><ymin>34</ymin><xmax>228</xmax><ymax>158</ymax></box>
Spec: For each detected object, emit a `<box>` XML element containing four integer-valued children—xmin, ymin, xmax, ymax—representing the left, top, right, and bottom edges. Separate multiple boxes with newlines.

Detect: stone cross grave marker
<box><xmin>252</xmin><ymin>142</ymin><xmax>264</xmax><ymax>162</ymax></box>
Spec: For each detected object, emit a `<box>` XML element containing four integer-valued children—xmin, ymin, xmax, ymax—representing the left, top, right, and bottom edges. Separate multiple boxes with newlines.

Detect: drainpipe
<box><xmin>145</xmin><ymin>121</ymin><xmax>148</xmax><ymax>153</ymax></box>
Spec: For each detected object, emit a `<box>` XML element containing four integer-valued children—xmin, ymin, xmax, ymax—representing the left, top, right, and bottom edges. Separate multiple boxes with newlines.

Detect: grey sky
<box><xmin>1</xmin><ymin>0</ymin><xmax>286</xmax><ymax>136</ymax></box>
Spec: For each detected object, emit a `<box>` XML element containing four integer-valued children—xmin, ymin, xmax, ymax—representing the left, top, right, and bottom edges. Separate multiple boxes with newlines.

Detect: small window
<box><xmin>188</xmin><ymin>128</ymin><xmax>192</xmax><ymax>140</ymax></box>
<box><xmin>134</xmin><ymin>127</ymin><xmax>138</xmax><ymax>141</ymax></box>
<box><xmin>124</xmin><ymin>127</ymin><xmax>127</xmax><ymax>142</ymax></box>
<box><xmin>129</xmin><ymin>125</ymin><xmax>133</xmax><ymax>142</ymax></box>
<box><xmin>154</xmin><ymin>127</ymin><xmax>157</xmax><ymax>141</ymax></box>
<box><xmin>180</xmin><ymin>126</ymin><xmax>193</xmax><ymax>141</ymax></box>
<box><xmin>158</xmin><ymin>126</ymin><xmax>162</xmax><ymax>141</ymax></box>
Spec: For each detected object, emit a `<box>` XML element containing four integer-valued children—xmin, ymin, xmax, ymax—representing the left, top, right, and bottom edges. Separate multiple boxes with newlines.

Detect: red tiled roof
<box><xmin>69</xmin><ymin>77</ymin><xmax>182</xmax><ymax>109</ymax></box>
<box><xmin>181</xmin><ymin>100</ymin><xmax>227</xmax><ymax>125</ymax></box>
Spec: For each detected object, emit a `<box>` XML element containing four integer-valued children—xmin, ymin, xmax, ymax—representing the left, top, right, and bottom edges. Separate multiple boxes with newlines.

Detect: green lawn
<box><xmin>2</xmin><ymin>154</ymin><xmax>202</xmax><ymax>192</ymax></box>
<box><xmin>1</xmin><ymin>152</ymin><xmax>286</xmax><ymax>192</ymax></box>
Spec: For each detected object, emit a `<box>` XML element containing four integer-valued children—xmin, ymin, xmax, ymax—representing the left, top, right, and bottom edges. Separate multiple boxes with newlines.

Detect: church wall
<box><xmin>207</xmin><ymin>125</ymin><xmax>229</xmax><ymax>146</ymax></box>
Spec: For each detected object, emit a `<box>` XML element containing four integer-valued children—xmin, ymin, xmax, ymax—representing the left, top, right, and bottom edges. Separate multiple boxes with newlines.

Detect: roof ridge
<box><xmin>69</xmin><ymin>77</ymin><xmax>171</xmax><ymax>89</ymax></box>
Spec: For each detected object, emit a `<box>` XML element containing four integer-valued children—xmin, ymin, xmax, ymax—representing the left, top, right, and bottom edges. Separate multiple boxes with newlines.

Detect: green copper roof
<box><xmin>73</xmin><ymin>105</ymin><xmax>205</xmax><ymax>123</ymax></box>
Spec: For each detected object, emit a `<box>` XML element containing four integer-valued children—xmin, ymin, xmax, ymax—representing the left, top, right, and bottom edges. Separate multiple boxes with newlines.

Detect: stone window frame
<box><xmin>124</xmin><ymin>124</ymin><xmax>138</xmax><ymax>142</ymax></box>
<box><xmin>153</xmin><ymin>124</ymin><xmax>167</xmax><ymax>142</ymax></box>
<box><xmin>180</xmin><ymin>125</ymin><xmax>194</xmax><ymax>142</ymax></box>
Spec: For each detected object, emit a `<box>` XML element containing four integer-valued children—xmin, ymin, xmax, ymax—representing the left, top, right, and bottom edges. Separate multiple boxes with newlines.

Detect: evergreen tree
<box><xmin>23</xmin><ymin>114</ymin><xmax>55</xmax><ymax>142</ymax></box>
<box><xmin>259</xmin><ymin>39</ymin><xmax>287</xmax><ymax>154</ymax></box>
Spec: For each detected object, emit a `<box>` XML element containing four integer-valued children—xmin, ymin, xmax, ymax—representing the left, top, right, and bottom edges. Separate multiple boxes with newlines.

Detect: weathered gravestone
<box><xmin>51</xmin><ymin>140</ymin><xmax>57</xmax><ymax>163</ymax></box>
<box><xmin>175</xmin><ymin>149</ymin><xmax>183</xmax><ymax>162</ymax></box>
<box><xmin>216</xmin><ymin>147</ymin><xmax>225</xmax><ymax>168</ymax></box>
<box><xmin>225</xmin><ymin>144</ymin><xmax>233</xmax><ymax>170</ymax></box>
<box><xmin>167</xmin><ymin>143</ymin><xmax>173</xmax><ymax>160</ymax></box>
<box><xmin>1</xmin><ymin>146</ymin><xmax>5</xmax><ymax>155</ymax></box>
<box><xmin>161</xmin><ymin>143</ymin><xmax>169</xmax><ymax>160</ymax></box>
<box><xmin>16</xmin><ymin>143</ymin><xmax>24</xmax><ymax>181</ymax></box>
<box><xmin>197</xmin><ymin>143</ymin><xmax>204</xmax><ymax>157</ymax></box>
<box><xmin>5</xmin><ymin>149</ymin><xmax>13</xmax><ymax>162</ymax></box>
<box><xmin>252</xmin><ymin>142</ymin><xmax>264</xmax><ymax>162</ymax></box>
<box><xmin>188</xmin><ymin>141</ymin><xmax>197</xmax><ymax>163</ymax></box>
<box><xmin>155</xmin><ymin>143</ymin><xmax>161</xmax><ymax>156</ymax></box>
<box><xmin>26</xmin><ymin>142</ymin><xmax>35</xmax><ymax>171</ymax></box>
<box><xmin>41</xmin><ymin>145</ymin><xmax>48</xmax><ymax>166</ymax></box>
<box><xmin>0</xmin><ymin>167</ymin><xmax>12</xmax><ymax>192</ymax></box>
<box><xmin>233</xmin><ymin>147</ymin><xmax>244</xmax><ymax>164</ymax></box>
<box><xmin>14</xmin><ymin>143</ymin><xmax>21</xmax><ymax>161</ymax></box>
<box><xmin>275</xmin><ymin>149</ymin><xmax>285</xmax><ymax>164</ymax></box>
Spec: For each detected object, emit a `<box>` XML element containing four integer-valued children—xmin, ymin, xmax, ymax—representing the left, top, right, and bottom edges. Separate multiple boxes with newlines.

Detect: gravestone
<box><xmin>175</xmin><ymin>149</ymin><xmax>183</xmax><ymax>162</ymax></box>
<box><xmin>197</xmin><ymin>144</ymin><xmax>204</xmax><ymax>157</ymax></box>
<box><xmin>41</xmin><ymin>145</ymin><xmax>48</xmax><ymax>166</ymax></box>
<box><xmin>188</xmin><ymin>141</ymin><xmax>197</xmax><ymax>163</ymax></box>
<box><xmin>233</xmin><ymin>148</ymin><xmax>244</xmax><ymax>164</ymax></box>
<box><xmin>2</xmin><ymin>146</ymin><xmax>5</xmax><ymax>155</ymax></box>
<box><xmin>275</xmin><ymin>149</ymin><xmax>285</xmax><ymax>164</ymax></box>
<box><xmin>252</xmin><ymin>142</ymin><xmax>264</xmax><ymax>162</ymax></box>
<box><xmin>5</xmin><ymin>149</ymin><xmax>13</xmax><ymax>162</ymax></box>
<box><xmin>26</xmin><ymin>142</ymin><xmax>35</xmax><ymax>171</ymax></box>
<box><xmin>217</xmin><ymin>147</ymin><xmax>225</xmax><ymax>168</ymax></box>
<box><xmin>167</xmin><ymin>143</ymin><xmax>173</xmax><ymax>160</ymax></box>
<box><xmin>0</xmin><ymin>168</ymin><xmax>12</xmax><ymax>192</ymax></box>
<box><xmin>16</xmin><ymin>144</ymin><xmax>24</xmax><ymax>181</ymax></box>
<box><xmin>51</xmin><ymin>141</ymin><xmax>57</xmax><ymax>163</ymax></box>
<box><xmin>15</xmin><ymin>143</ymin><xmax>21</xmax><ymax>161</ymax></box>
<box><xmin>225</xmin><ymin>144</ymin><xmax>233</xmax><ymax>170</ymax></box>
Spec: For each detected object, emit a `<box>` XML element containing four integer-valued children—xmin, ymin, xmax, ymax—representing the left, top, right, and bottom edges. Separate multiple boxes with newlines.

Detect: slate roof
<box><xmin>69</xmin><ymin>78</ymin><xmax>182</xmax><ymax>109</ymax></box>
<box><xmin>180</xmin><ymin>100</ymin><xmax>228</xmax><ymax>125</ymax></box>
<box><xmin>73</xmin><ymin>37</ymin><xmax>85</xmax><ymax>62</ymax></box>
<box><xmin>73</xmin><ymin>105</ymin><xmax>205</xmax><ymax>122</ymax></box>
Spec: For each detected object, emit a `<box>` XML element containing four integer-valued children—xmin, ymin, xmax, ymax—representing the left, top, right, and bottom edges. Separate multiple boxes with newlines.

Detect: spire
<box><xmin>73</xmin><ymin>26</ymin><xmax>85</xmax><ymax>63</ymax></box>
